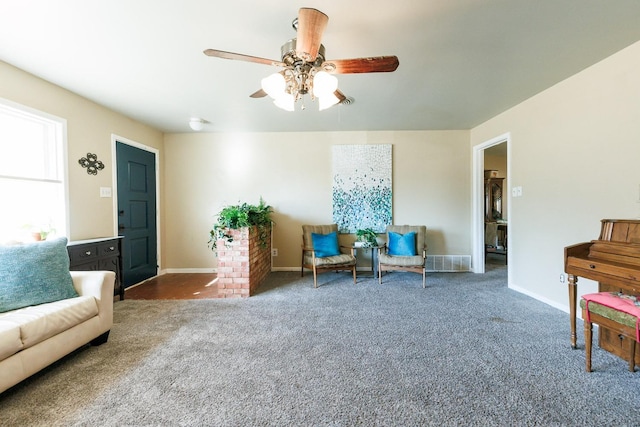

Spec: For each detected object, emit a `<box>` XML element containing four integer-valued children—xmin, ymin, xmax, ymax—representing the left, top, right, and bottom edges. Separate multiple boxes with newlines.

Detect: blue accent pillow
<box><xmin>388</xmin><ymin>231</ymin><xmax>417</xmax><ymax>256</ymax></box>
<box><xmin>0</xmin><ymin>237</ymin><xmax>78</xmax><ymax>313</ymax></box>
<box><xmin>311</xmin><ymin>231</ymin><xmax>340</xmax><ymax>258</ymax></box>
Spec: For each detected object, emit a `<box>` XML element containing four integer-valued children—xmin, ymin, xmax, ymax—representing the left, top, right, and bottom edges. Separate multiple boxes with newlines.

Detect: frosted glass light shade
<box><xmin>313</xmin><ymin>71</ymin><xmax>338</xmax><ymax>97</ymax></box>
<box><xmin>274</xmin><ymin>93</ymin><xmax>295</xmax><ymax>111</ymax></box>
<box><xmin>319</xmin><ymin>93</ymin><xmax>340</xmax><ymax>111</ymax></box>
<box><xmin>261</xmin><ymin>73</ymin><xmax>286</xmax><ymax>98</ymax></box>
<box><xmin>189</xmin><ymin>118</ymin><xmax>205</xmax><ymax>131</ymax></box>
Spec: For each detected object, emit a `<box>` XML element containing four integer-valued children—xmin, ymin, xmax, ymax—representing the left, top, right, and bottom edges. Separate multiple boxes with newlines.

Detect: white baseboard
<box><xmin>271</xmin><ymin>267</ymin><xmax>301</xmax><ymax>272</ymax></box>
<box><xmin>508</xmin><ymin>283</ymin><xmax>575</xmax><ymax>317</ymax></box>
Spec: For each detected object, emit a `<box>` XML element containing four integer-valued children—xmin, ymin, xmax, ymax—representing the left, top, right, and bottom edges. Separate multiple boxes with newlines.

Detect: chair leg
<box><xmin>313</xmin><ymin>267</ymin><xmax>318</xmax><ymax>288</ymax></box>
<box><xmin>352</xmin><ymin>266</ymin><xmax>357</xmax><ymax>284</ymax></box>
<box><xmin>585</xmin><ymin>318</ymin><xmax>593</xmax><ymax>372</ymax></box>
<box><xmin>629</xmin><ymin>339</ymin><xmax>636</xmax><ymax>372</ymax></box>
<box><xmin>422</xmin><ymin>269</ymin><xmax>426</xmax><ymax>289</ymax></box>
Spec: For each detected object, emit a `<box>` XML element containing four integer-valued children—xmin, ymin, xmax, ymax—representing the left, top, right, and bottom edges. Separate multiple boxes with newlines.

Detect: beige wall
<box><xmin>0</xmin><ymin>61</ymin><xmax>164</xmax><ymax>256</ymax></box>
<box><xmin>8</xmin><ymin>36</ymin><xmax>638</xmax><ymax>313</ymax></box>
<box><xmin>163</xmin><ymin>130</ymin><xmax>471</xmax><ymax>271</ymax></box>
<box><xmin>471</xmin><ymin>40</ymin><xmax>640</xmax><ymax>311</ymax></box>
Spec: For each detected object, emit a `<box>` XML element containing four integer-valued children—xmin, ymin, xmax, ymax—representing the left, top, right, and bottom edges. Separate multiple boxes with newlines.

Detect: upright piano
<box><xmin>564</xmin><ymin>219</ymin><xmax>640</xmax><ymax>364</ymax></box>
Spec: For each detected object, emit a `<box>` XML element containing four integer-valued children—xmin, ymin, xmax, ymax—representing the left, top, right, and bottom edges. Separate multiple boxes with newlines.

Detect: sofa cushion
<box><xmin>0</xmin><ymin>237</ymin><xmax>78</xmax><ymax>313</ymax></box>
<box><xmin>0</xmin><ymin>295</ymin><xmax>98</xmax><ymax>350</ymax></box>
<box><xmin>0</xmin><ymin>320</ymin><xmax>22</xmax><ymax>360</ymax></box>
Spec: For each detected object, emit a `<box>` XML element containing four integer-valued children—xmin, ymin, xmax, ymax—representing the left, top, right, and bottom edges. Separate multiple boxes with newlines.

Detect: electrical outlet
<box><xmin>559</xmin><ymin>273</ymin><xmax>565</xmax><ymax>283</ymax></box>
<box><xmin>272</xmin><ymin>248</ymin><xmax>278</xmax><ymax>257</ymax></box>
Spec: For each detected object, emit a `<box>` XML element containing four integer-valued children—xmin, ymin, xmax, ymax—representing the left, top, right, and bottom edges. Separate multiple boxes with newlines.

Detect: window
<box><xmin>0</xmin><ymin>98</ymin><xmax>67</xmax><ymax>243</ymax></box>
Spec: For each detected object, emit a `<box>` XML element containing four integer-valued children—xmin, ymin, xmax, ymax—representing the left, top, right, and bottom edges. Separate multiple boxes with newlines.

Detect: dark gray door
<box><xmin>116</xmin><ymin>142</ymin><xmax>157</xmax><ymax>287</ymax></box>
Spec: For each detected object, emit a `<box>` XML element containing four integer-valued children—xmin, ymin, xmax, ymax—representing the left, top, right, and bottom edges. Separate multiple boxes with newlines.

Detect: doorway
<box><xmin>484</xmin><ymin>143</ymin><xmax>508</xmax><ymax>267</ymax></box>
<box><xmin>114</xmin><ymin>138</ymin><xmax>159</xmax><ymax>288</ymax></box>
<box><xmin>472</xmin><ymin>133</ymin><xmax>510</xmax><ymax>275</ymax></box>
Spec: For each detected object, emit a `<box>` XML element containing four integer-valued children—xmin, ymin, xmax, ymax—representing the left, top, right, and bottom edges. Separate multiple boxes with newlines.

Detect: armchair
<box><xmin>301</xmin><ymin>224</ymin><xmax>357</xmax><ymax>288</ymax></box>
<box><xmin>378</xmin><ymin>225</ymin><xmax>427</xmax><ymax>288</ymax></box>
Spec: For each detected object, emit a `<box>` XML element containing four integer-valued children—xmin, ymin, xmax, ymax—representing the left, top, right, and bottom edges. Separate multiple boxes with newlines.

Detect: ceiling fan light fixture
<box><xmin>261</xmin><ymin>73</ymin><xmax>286</xmax><ymax>98</ymax></box>
<box><xmin>318</xmin><ymin>92</ymin><xmax>340</xmax><ymax>111</ymax></box>
<box><xmin>312</xmin><ymin>71</ymin><xmax>337</xmax><ymax>98</ymax></box>
<box><xmin>273</xmin><ymin>93</ymin><xmax>295</xmax><ymax>111</ymax></box>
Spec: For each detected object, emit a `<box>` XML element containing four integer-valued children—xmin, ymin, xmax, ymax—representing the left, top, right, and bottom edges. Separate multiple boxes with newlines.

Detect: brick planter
<box><xmin>216</xmin><ymin>226</ymin><xmax>271</xmax><ymax>298</ymax></box>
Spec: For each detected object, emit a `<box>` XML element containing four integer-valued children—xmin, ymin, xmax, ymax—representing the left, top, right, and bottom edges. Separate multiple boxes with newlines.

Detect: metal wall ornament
<box><xmin>78</xmin><ymin>153</ymin><xmax>105</xmax><ymax>175</ymax></box>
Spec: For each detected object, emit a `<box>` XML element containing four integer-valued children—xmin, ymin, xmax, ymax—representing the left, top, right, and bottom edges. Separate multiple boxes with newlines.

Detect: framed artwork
<box><xmin>332</xmin><ymin>144</ymin><xmax>392</xmax><ymax>233</ymax></box>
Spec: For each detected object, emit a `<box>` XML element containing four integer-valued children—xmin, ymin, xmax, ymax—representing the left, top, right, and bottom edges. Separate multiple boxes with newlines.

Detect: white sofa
<box><xmin>0</xmin><ymin>270</ymin><xmax>114</xmax><ymax>394</ymax></box>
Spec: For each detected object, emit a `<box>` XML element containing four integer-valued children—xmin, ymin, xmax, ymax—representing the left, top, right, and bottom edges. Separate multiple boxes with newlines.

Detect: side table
<box><xmin>352</xmin><ymin>244</ymin><xmax>382</xmax><ymax>278</ymax></box>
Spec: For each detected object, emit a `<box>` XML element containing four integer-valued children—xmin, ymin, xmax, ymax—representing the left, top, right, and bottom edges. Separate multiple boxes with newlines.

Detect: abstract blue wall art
<box><xmin>332</xmin><ymin>144</ymin><xmax>392</xmax><ymax>233</ymax></box>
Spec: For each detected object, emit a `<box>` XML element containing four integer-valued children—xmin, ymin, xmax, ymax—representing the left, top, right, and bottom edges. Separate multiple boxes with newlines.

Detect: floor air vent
<box><xmin>426</xmin><ymin>255</ymin><xmax>471</xmax><ymax>272</ymax></box>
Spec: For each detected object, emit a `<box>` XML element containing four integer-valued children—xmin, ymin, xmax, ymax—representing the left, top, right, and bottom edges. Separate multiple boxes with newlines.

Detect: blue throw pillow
<box><xmin>0</xmin><ymin>237</ymin><xmax>78</xmax><ymax>313</ymax></box>
<box><xmin>388</xmin><ymin>231</ymin><xmax>417</xmax><ymax>256</ymax></box>
<box><xmin>311</xmin><ymin>231</ymin><xmax>340</xmax><ymax>258</ymax></box>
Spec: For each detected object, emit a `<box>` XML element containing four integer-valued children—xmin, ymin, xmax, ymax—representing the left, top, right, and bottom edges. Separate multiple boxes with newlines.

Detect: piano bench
<box><xmin>580</xmin><ymin>294</ymin><xmax>640</xmax><ymax>373</ymax></box>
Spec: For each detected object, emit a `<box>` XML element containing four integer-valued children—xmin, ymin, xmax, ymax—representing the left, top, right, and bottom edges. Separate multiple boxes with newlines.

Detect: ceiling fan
<box><xmin>204</xmin><ymin>7</ymin><xmax>399</xmax><ymax>111</ymax></box>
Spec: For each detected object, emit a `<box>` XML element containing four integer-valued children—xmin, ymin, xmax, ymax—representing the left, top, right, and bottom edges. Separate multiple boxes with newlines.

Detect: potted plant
<box><xmin>208</xmin><ymin>198</ymin><xmax>274</xmax><ymax>298</ymax></box>
<box><xmin>355</xmin><ymin>228</ymin><xmax>378</xmax><ymax>247</ymax></box>
<box><xmin>208</xmin><ymin>197</ymin><xmax>273</xmax><ymax>250</ymax></box>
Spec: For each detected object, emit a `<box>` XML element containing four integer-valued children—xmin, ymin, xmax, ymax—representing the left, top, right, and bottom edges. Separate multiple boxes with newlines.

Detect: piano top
<box><xmin>564</xmin><ymin>219</ymin><xmax>640</xmax><ymax>291</ymax></box>
<box><xmin>599</xmin><ymin>219</ymin><xmax>640</xmax><ymax>243</ymax></box>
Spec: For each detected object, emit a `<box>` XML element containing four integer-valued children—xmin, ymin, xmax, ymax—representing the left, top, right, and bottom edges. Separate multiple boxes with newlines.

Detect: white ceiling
<box><xmin>2</xmin><ymin>1</ymin><xmax>640</xmax><ymax>133</ymax></box>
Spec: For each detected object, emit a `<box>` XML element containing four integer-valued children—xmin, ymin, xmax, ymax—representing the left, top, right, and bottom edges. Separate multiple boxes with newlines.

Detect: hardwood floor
<box><xmin>123</xmin><ymin>256</ymin><xmax>505</xmax><ymax>300</ymax></box>
<box><xmin>124</xmin><ymin>273</ymin><xmax>219</xmax><ymax>300</ymax></box>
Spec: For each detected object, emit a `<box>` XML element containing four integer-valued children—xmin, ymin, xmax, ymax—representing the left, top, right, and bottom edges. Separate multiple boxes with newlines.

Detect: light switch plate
<box><xmin>100</xmin><ymin>187</ymin><xmax>112</xmax><ymax>198</ymax></box>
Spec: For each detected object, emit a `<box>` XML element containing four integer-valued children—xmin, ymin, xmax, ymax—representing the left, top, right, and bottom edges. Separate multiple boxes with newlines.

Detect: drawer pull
<box><xmin>589</xmin><ymin>264</ymin><xmax>596</xmax><ymax>269</ymax></box>
<box><xmin>85</xmin><ymin>251</ymin><xmax>92</xmax><ymax>256</ymax></box>
<box><xmin>108</xmin><ymin>246</ymin><xmax>115</xmax><ymax>251</ymax></box>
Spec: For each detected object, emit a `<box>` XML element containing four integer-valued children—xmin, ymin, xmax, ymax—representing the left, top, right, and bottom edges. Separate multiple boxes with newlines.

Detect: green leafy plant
<box><xmin>208</xmin><ymin>198</ymin><xmax>273</xmax><ymax>250</ymax></box>
<box><xmin>356</xmin><ymin>228</ymin><xmax>378</xmax><ymax>247</ymax></box>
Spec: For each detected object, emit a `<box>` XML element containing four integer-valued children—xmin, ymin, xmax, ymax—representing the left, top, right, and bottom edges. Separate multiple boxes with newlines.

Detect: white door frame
<box><xmin>471</xmin><ymin>132</ymin><xmax>510</xmax><ymax>274</ymax></box>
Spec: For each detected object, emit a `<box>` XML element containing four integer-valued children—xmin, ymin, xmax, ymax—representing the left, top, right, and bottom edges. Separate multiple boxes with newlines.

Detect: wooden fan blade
<box><xmin>322</xmin><ymin>56</ymin><xmax>399</xmax><ymax>74</ymax></box>
<box><xmin>334</xmin><ymin>89</ymin><xmax>347</xmax><ymax>103</ymax></box>
<box><xmin>296</xmin><ymin>8</ymin><xmax>328</xmax><ymax>62</ymax></box>
<box><xmin>250</xmin><ymin>89</ymin><xmax>268</xmax><ymax>98</ymax></box>
<box><xmin>204</xmin><ymin>49</ymin><xmax>284</xmax><ymax>67</ymax></box>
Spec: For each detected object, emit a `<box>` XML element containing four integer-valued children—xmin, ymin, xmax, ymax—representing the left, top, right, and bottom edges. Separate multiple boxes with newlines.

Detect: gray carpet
<box><xmin>1</xmin><ymin>261</ymin><xmax>639</xmax><ymax>426</ymax></box>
